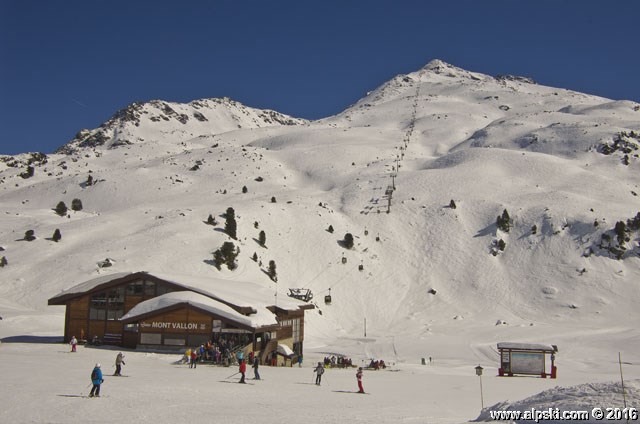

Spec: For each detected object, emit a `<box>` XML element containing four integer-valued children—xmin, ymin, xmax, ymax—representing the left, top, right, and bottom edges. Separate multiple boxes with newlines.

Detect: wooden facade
<box><xmin>49</xmin><ymin>272</ymin><xmax>313</xmax><ymax>357</ymax></box>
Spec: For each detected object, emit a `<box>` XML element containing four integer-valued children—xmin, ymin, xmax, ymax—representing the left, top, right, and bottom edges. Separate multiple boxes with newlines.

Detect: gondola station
<box><xmin>497</xmin><ymin>342</ymin><xmax>558</xmax><ymax>378</ymax></box>
<box><xmin>48</xmin><ymin>272</ymin><xmax>313</xmax><ymax>363</ymax></box>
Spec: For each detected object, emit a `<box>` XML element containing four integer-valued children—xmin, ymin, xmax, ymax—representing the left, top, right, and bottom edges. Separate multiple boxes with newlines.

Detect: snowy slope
<box><xmin>1</xmin><ymin>59</ymin><xmax>639</xmax><ymax>423</ymax></box>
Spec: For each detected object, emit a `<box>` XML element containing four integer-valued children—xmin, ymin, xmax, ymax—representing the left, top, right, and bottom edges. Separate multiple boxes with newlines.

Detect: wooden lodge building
<box><xmin>48</xmin><ymin>272</ymin><xmax>314</xmax><ymax>362</ymax></box>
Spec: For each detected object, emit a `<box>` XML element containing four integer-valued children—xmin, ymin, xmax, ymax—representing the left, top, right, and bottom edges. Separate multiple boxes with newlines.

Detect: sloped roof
<box><xmin>120</xmin><ymin>291</ymin><xmax>278</xmax><ymax>330</ymax></box>
<box><xmin>47</xmin><ymin>271</ymin><xmax>312</xmax><ymax>316</ymax></box>
<box><xmin>497</xmin><ymin>342</ymin><xmax>557</xmax><ymax>352</ymax></box>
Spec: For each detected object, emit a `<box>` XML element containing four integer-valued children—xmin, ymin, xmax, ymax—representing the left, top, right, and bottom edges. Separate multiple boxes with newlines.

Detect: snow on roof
<box><xmin>151</xmin><ymin>271</ymin><xmax>305</xmax><ymax>312</ymax></box>
<box><xmin>497</xmin><ymin>342</ymin><xmax>557</xmax><ymax>352</ymax></box>
<box><xmin>277</xmin><ymin>343</ymin><xmax>294</xmax><ymax>357</ymax></box>
<box><xmin>120</xmin><ymin>291</ymin><xmax>277</xmax><ymax>328</ymax></box>
<box><xmin>50</xmin><ymin>272</ymin><xmax>135</xmax><ymax>300</ymax></box>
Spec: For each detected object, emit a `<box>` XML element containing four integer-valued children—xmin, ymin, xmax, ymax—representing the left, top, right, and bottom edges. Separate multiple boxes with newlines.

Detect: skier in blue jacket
<box><xmin>89</xmin><ymin>363</ymin><xmax>104</xmax><ymax>397</ymax></box>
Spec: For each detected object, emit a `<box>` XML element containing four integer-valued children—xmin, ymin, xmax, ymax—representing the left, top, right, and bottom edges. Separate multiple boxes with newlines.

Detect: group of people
<box><xmin>183</xmin><ymin>337</ymin><xmax>251</xmax><ymax>367</ymax></box>
<box><xmin>87</xmin><ymin>352</ymin><xmax>126</xmax><ymax>398</ymax></box>
<box><xmin>314</xmin><ymin>361</ymin><xmax>365</xmax><ymax>393</ymax></box>
<box><xmin>367</xmin><ymin>359</ymin><xmax>387</xmax><ymax>370</ymax></box>
<box><xmin>237</xmin><ymin>356</ymin><xmax>260</xmax><ymax>383</ymax></box>
<box><xmin>322</xmin><ymin>355</ymin><xmax>354</xmax><ymax>368</ymax></box>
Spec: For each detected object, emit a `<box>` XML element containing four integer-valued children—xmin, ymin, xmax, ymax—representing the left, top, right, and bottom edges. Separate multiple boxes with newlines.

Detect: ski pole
<box><xmin>225</xmin><ymin>372</ymin><xmax>239</xmax><ymax>379</ymax></box>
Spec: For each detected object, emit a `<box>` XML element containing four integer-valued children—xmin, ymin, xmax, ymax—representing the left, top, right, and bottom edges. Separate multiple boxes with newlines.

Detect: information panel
<box><xmin>510</xmin><ymin>352</ymin><xmax>544</xmax><ymax>374</ymax></box>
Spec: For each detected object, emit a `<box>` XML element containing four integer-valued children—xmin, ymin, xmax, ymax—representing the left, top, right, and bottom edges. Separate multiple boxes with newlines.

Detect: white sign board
<box><xmin>510</xmin><ymin>352</ymin><xmax>544</xmax><ymax>375</ymax></box>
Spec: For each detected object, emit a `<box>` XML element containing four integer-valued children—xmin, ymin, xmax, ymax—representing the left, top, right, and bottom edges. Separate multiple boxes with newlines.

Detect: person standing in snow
<box><xmin>314</xmin><ymin>362</ymin><xmax>324</xmax><ymax>385</ymax></box>
<box><xmin>252</xmin><ymin>356</ymin><xmax>260</xmax><ymax>380</ymax></box>
<box><xmin>114</xmin><ymin>352</ymin><xmax>125</xmax><ymax>376</ymax></box>
<box><xmin>239</xmin><ymin>359</ymin><xmax>247</xmax><ymax>383</ymax></box>
<box><xmin>89</xmin><ymin>363</ymin><xmax>103</xmax><ymax>398</ymax></box>
<box><xmin>356</xmin><ymin>367</ymin><xmax>364</xmax><ymax>393</ymax></box>
<box><xmin>69</xmin><ymin>336</ymin><xmax>77</xmax><ymax>352</ymax></box>
<box><xmin>190</xmin><ymin>348</ymin><xmax>198</xmax><ymax>368</ymax></box>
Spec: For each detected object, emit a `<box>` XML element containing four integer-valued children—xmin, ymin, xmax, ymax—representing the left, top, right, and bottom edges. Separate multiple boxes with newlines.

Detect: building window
<box><xmin>164</xmin><ymin>335</ymin><xmax>186</xmax><ymax>346</ymax></box>
<box><xmin>107</xmin><ymin>287</ymin><xmax>124</xmax><ymax>320</ymax></box>
<box><xmin>144</xmin><ymin>280</ymin><xmax>156</xmax><ymax>296</ymax></box>
<box><xmin>156</xmin><ymin>283</ymin><xmax>173</xmax><ymax>296</ymax></box>
<box><xmin>126</xmin><ymin>280</ymin><xmax>144</xmax><ymax>296</ymax></box>
<box><xmin>140</xmin><ymin>333</ymin><xmax>161</xmax><ymax>344</ymax></box>
<box><xmin>89</xmin><ymin>292</ymin><xmax>107</xmax><ymax>320</ymax></box>
<box><xmin>124</xmin><ymin>324</ymin><xmax>139</xmax><ymax>333</ymax></box>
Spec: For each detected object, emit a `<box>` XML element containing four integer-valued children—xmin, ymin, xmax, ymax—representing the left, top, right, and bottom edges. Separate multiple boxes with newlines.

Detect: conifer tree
<box><xmin>224</xmin><ymin>207</ymin><xmax>237</xmax><ymax>239</ymax></box>
<box><xmin>268</xmin><ymin>260</ymin><xmax>277</xmax><ymax>281</ymax></box>
<box><xmin>343</xmin><ymin>233</ymin><xmax>354</xmax><ymax>249</ymax></box>
<box><xmin>258</xmin><ymin>230</ymin><xmax>266</xmax><ymax>247</ymax></box>
<box><xmin>220</xmin><ymin>241</ymin><xmax>238</xmax><ymax>270</ymax></box>
<box><xmin>213</xmin><ymin>249</ymin><xmax>224</xmax><ymax>270</ymax></box>
<box><xmin>0</xmin><ymin>256</ymin><xmax>8</xmax><ymax>267</ymax></box>
<box><xmin>206</xmin><ymin>214</ymin><xmax>217</xmax><ymax>225</ymax></box>
<box><xmin>449</xmin><ymin>199</ymin><xmax>457</xmax><ymax>209</ymax></box>
<box><xmin>327</xmin><ymin>225</ymin><xmax>334</xmax><ymax>233</ymax></box>
<box><xmin>55</xmin><ymin>201</ymin><xmax>68</xmax><ymax>216</ymax></box>
<box><xmin>52</xmin><ymin>229</ymin><xmax>62</xmax><ymax>242</ymax></box>
<box><xmin>252</xmin><ymin>252</ymin><xmax>258</xmax><ymax>262</ymax></box>
<box><xmin>24</xmin><ymin>229</ymin><xmax>36</xmax><ymax>241</ymax></box>
<box><xmin>271</xmin><ymin>196</ymin><xmax>277</xmax><ymax>203</ymax></box>
<box><xmin>71</xmin><ymin>198</ymin><xmax>83</xmax><ymax>211</ymax></box>
<box><xmin>242</xmin><ymin>185</ymin><xmax>248</xmax><ymax>194</ymax></box>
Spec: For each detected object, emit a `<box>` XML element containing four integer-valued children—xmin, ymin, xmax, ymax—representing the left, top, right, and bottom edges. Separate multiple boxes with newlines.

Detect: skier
<box><xmin>252</xmin><ymin>356</ymin><xmax>260</xmax><ymax>380</ymax></box>
<box><xmin>69</xmin><ymin>335</ymin><xmax>77</xmax><ymax>353</ymax></box>
<box><xmin>89</xmin><ymin>363</ymin><xmax>103</xmax><ymax>398</ymax></box>
<box><xmin>114</xmin><ymin>352</ymin><xmax>125</xmax><ymax>376</ymax></box>
<box><xmin>356</xmin><ymin>367</ymin><xmax>364</xmax><ymax>393</ymax></box>
<box><xmin>297</xmin><ymin>354</ymin><xmax>303</xmax><ymax>367</ymax></box>
<box><xmin>313</xmin><ymin>362</ymin><xmax>324</xmax><ymax>385</ymax></box>
<box><xmin>190</xmin><ymin>348</ymin><xmax>198</xmax><ymax>369</ymax></box>
<box><xmin>239</xmin><ymin>359</ymin><xmax>247</xmax><ymax>383</ymax></box>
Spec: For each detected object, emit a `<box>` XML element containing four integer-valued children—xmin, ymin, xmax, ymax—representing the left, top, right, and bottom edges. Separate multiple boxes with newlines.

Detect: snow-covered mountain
<box><xmin>1</xmin><ymin>59</ymin><xmax>640</xmax><ymax>394</ymax></box>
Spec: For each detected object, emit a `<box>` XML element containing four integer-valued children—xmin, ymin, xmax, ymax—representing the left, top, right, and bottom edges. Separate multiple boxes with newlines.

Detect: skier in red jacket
<box><xmin>356</xmin><ymin>367</ymin><xmax>364</xmax><ymax>393</ymax></box>
<box><xmin>239</xmin><ymin>359</ymin><xmax>247</xmax><ymax>383</ymax></box>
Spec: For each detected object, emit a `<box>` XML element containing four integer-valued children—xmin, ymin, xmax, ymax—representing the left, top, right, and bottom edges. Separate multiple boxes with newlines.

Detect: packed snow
<box><xmin>1</xmin><ymin>59</ymin><xmax>639</xmax><ymax>423</ymax></box>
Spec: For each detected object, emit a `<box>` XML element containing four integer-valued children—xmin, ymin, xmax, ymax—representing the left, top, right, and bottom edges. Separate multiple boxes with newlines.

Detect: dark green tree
<box><xmin>206</xmin><ymin>214</ymin><xmax>217</xmax><ymax>225</ymax></box>
<box><xmin>327</xmin><ymin>225</ymin><xmax>334</xmax><ymax>233</ymax></box>
<box><xmin>252</xmin><ymin>252</ymin><xmax>258</xmax><ymax>262</ymax></box>
<box><xmin>270</xmin><ymin>196</ymin><xmax>277</xmax><ymax>203</ymax></box>
<box><xmin>212</xmin><ymin>249</ymin><xmax>224</xmax><ymax>270</ymax></box>
<box><xmin>343</xmin><ymin>233</ymin><xmax>354</xmax><ymax>249</ymax></box>
<box><xmin>224</xmin><ymin>207</ymin><xmax>237</xmax><ymax>239</ymax></box>
<box><xmin>55</xmin><ymin>201</ymin><xmax>68</xmax><ymax>216</ymax></box>
<box><xmin>0</xmin><ymin>256</ymin><xmax>7</xmax><ymax>267</ymax></box>
<box><xmin>449</xmin><ymin>199</ymin><xmax>457</xmax><ymax>209</ymax></box>
<box><xmin>497</xmin><ymin>239</ymin><xmax>506</xmax><ymax>251</ymax></box>
<box><xmin>242</xmin><ymin>185</ymin><xmax>248</xmax><ymax>194</ymax></box>
<box><xmin>258</xmin><ymin>230</ymin><xmax>266</xmax><ymax>247</ymax></box>
<box><xmin>24</xmin><ymin>229</ymin><xmax>35</xmax><ymax>241</ymax></box>
<box><xmin>71</xmin><ymin>198</ymin><xmax>83</xmax><ymax>211</ymax></box>
<box><xmin>220</xmin><ymin>241</ymin><xmax>239</xmax><ymax>270</ymax></box>
<box><xmin>86</xmin><ymin>174</ymin><xmax>94</xmax><ymax>186</ymax></box>
<box><xmin>52</xmin><ymin>229</ymin><xmax>62</xmax><ymax>242</ymax></box>
<box><xmin>267</xmin><ymin>260</ymin><xmax>277</xmax><ymax>281</ymax></box>
<box><xmin>614</xmin><ymin>221</ymin><xmax>627</xmax><ymax>246</ymax></box>
<box><xmin>496</xmin><ymin>209</ymin><xmax>511</xmax><ymax>232</ymax></box>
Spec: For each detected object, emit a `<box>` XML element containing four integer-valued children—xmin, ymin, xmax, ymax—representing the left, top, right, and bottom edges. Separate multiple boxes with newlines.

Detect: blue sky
<box><xmin>1</xmin><ymin>0</ymin><xmax>639</xmax><ymax>155</ymax></box>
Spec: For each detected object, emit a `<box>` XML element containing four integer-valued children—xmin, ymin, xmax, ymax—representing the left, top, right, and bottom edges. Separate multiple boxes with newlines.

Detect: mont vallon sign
<box><xmin>140</xmin><ymin>321</ymin><xmax>209</xmax><ymax>331</ymax></box>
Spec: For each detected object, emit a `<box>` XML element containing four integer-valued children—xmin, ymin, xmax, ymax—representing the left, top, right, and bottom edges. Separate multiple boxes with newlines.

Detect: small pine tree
<box><xmin>343</xmin><ymin>233</ymin><xmax>354</xmax><ymax>249</ymax></box>
<box><xmin>497</xmin><ymin>239</ymin><xmax>506</xmax><ymax>251</ymax></box>
<box><xmin>206</xmin><ymin>214</ymin><xmax>217</xmax><ymax>225</ymax></box>
<box><xmin>242</xmin><ymin>185</ymin><xmax>248</xmax><ymax>194</ymax></box>
<box><xmin>220</xmin><ymin>241</ymin><xmax>238</xmax><ymax>270</ymax></box>
<box><xmin>254</xmin><ymin>221</ymin><xmax>259</xmax><ymax>229</ymax></box>
<box><xmin>225</xmin><ymin>207</ymin><xmax>237</xmax><ymax>239</ymax></box>
<box><xmin>257</xmin><ymin>230</ymin><xmax>266</xmax><ymax>247</ymax></box>
<box><xmin>327</xmin><ymin>225</ymin><xmax>334</xmax><ymax>233</ymax></box>
<box><xmin>449</xmin><ymin>199</ymin><xmax>457</xmax><ymax>209</ymax></box>
<box><xmin>270</xmin><ymin>196</ymin><xmax>277</xmax><ymax>203</ymax></box>
<box><xmin>614</xmin><ymin>221</ymin><xmax>627</xmax><ymax>246</ymax></box>
<box><xmin>531</xmin><ymin>224</ymin><xmax>537</xmax><ymax>235</ymax></box>
<box><xmin>86</xmin><ymin>174</ymin><xmax>94</xmax><ymax>186</ymax></box>
<box><xmin>55</xmin><ymin>201</ymin><xmax>68</xmax><ymax>216</ymax></box>
<box><xmin>0</xmin><ymin>256</ymin><xmax>7</xmax><ymax>267</ymax></box>
<box><xmin>252</xmin><ymin>252</ymin><xmax>258</xmax><ymax>262</ymax></box>
<box><xmin>212</xmin><ymin>249</ymin><xmax>224</xmax><ymax>270</ymax></box>
<box><xmin>52</xmin><ymin>229</ymin><xmax>62</xmax><ymax>242</ymax></box>
<box><xmin>24</xmin><ymin>229</ymin><xmax>35</xmax><ymax>241</ymax></box>
<box><xmin>496</xmin><ymin>209</ymin><xmax>511</xmax><ymax>232</ymax></box>
<box><xmin>71</xmin><ymin>198</ymin><xmax>83</xmax><ymax>211</ymax></box>
<box><xmin>267</xmin><ymin>260</ymin><xmax>277</xmax><ymax>281</ymax></box>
